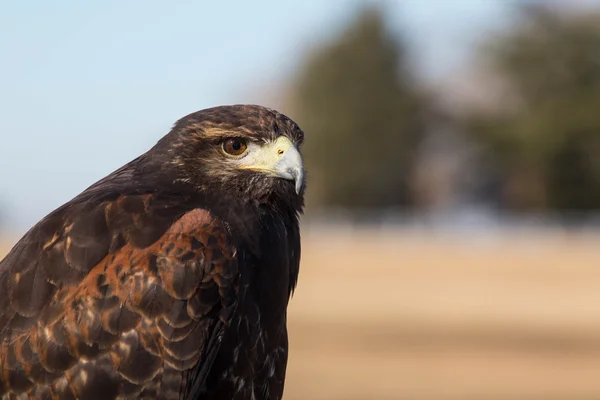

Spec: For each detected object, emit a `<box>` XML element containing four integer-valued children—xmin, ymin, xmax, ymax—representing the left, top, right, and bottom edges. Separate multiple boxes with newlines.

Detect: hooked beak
<box><xmin>239</xmin><ymin>136</ymin><xmax>305</xmax><ymax>194</ymax></box>
<box><xmin>273</xmin><ymin>143</ymin><xmax>304</xmax><ymax>194</ymax></box>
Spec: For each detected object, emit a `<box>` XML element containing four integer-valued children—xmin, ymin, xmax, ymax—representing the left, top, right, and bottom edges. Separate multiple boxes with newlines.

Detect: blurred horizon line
<box><xmin>3</xmin><ymin>207</ymin><xmax>600</xmax><ymax>246</ymax></box>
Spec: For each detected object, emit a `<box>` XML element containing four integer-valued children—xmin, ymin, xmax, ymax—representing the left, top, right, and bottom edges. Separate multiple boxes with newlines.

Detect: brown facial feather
<box><xmin>172</xmin><ymin>105</ymin><xmax>304</xmax><ymax>144</ymax></box>
<box><xmin>0</xmin><ymin>202</ymin><xmax>238</xmax><ymax>399</ymax></box>
<box><xmin>145</xmin><ymin>105</ymin><xmax>306</xmax><ymax>212</ymax></box>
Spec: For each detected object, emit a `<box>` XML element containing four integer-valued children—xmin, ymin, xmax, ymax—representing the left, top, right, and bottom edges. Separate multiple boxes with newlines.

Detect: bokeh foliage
<box><xmin>467</xmin><ymin>5</ymin><xmax>600</xmax><ymax>212</ymax></box>
<box><xmin>292</xmin><ymin>6</ymin><xmax>424</xmax><ymax>210</ymax></box>
<box><xmin>291</xmin><ymin>3</ymin><xmax>600</xmax><ymax>214</ymax></box>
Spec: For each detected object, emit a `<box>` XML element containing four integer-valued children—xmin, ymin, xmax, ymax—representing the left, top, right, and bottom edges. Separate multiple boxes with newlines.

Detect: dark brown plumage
<box><xmin>0</xmin><ymin>105</ymin><xmax>305</xmax><ymax>399</ymax></box>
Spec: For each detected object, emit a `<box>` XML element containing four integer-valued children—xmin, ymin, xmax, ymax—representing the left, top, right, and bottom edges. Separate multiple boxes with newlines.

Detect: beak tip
<box><xmin>293</xmin><ymin>167</ymin><xmax>304</xmax><ymax>195</ymax></box>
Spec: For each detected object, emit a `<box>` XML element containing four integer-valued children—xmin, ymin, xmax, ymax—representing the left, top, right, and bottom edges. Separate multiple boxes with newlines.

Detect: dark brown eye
<box><xmin>222</xmin><ymin>138</ymin><xmax>248</xmax><ymax>156</ymax></box>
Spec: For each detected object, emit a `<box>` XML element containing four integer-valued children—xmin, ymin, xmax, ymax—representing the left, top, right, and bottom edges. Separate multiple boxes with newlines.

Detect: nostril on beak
<box><xmin>277</xmin><ymin>148</ymin><xmax>285</xmax><ymax>156</ymax></box>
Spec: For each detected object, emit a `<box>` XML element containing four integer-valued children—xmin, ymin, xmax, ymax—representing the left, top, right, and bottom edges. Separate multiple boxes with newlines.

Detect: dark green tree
<box><xmin>466</xmin><ymin>5</ymin><xmax>600</xmax><ymax>212</ymax></box>
<box><xmin>292</xmin><ymin>6</ymin><xmax>424</xmax><ymax>210</ymax></box>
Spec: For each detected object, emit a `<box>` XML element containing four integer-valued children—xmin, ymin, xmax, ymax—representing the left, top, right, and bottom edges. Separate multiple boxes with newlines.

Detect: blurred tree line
<box><xmin>293</xmin><ymin>6</ymin><xmax>424</xmax><ymax>210</ymax></box>
<box><xmin>291</xmin><ymin>4</ymin><xmax>600</xmax><ymax>215</ymax></box>
<box><xmin>467</xmin><ymin>4</ymin><xmax>600</xmax><ymax>213</ymax></box>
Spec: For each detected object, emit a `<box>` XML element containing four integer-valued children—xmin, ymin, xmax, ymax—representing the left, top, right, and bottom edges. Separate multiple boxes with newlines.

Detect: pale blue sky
<box><xmin>0</xmin><ymin>0</ymin><xmax>518</xmax><ymax>233</ymax></box>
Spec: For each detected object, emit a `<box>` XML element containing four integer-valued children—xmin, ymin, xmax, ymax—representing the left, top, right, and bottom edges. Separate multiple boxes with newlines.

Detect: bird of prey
<box><xmin>0</xmin><ymin>105</ymin><xmax>305</xmax><ymax>399</ymax></box>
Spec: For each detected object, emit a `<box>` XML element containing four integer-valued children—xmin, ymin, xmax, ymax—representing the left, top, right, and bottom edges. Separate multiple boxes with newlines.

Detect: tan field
<box><xmin>285</xmin><ymin>226</ymin><xmax>600</xmax><ymax>400</ymax></box>
<box><xmin>2</xmin><ymin>226</ymin><xmax>600</xmax><ymax>399</ymax></box>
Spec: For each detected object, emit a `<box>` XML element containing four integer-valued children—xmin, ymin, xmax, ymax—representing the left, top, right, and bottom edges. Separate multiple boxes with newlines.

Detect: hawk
<box><xmin>0</xmin><ymin>105</ymin><xmax>305</xmax><ymax>399</ymax></box>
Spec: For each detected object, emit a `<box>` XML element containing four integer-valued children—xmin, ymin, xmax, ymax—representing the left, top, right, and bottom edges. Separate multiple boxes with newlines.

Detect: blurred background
<box><xmin>2</xmin><ymin>0</ymin><xmax>600</xmax><ymax>398</ymax></box>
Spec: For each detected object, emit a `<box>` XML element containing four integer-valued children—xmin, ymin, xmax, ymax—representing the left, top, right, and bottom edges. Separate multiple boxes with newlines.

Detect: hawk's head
<box><xmin>148</xmin><ymin>105</ymin><xmax>305</xmax><ymax>210</ymax></box>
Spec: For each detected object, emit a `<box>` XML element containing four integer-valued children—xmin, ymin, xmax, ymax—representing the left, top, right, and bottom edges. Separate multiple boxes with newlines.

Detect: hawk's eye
<box><xmin>222</xmin><ymin>138</ymin><xmax>248</xmax><ymax>156</ymax></box>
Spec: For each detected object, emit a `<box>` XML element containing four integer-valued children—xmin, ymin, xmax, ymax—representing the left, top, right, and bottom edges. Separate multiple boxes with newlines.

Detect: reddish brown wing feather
<box><xmin>0</xmin><ymin>198</ymin><xmax>238</xmax><ymax>399</ymax></box>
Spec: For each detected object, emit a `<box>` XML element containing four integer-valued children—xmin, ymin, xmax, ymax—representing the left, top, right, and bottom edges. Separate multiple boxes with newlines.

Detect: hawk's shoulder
<box><xmin>0</xmin><ymin>193</ymin><xmax>240</xmax><ymax>398</ymax></box>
